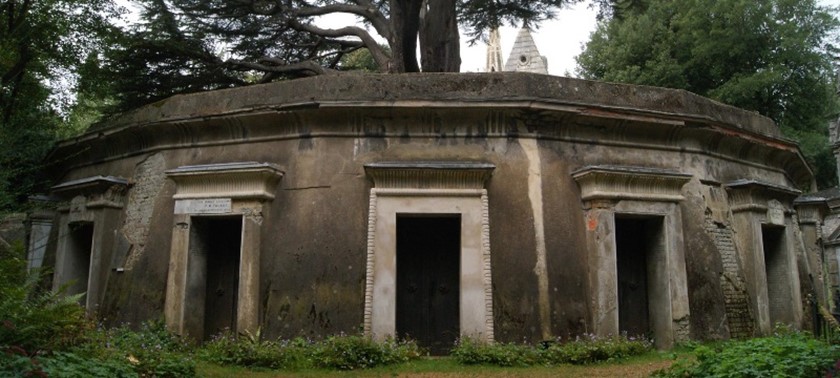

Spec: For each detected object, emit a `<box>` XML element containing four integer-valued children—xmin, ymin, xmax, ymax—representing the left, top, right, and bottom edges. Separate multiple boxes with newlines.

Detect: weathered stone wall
<box><xmin>40</xmin><ymin>73</ymin><xmax>817</xmax><ymax>344</ymax></box>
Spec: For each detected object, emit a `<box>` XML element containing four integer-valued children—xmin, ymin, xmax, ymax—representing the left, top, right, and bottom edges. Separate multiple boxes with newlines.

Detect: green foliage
<box><xmin>653</xmin><ymin>330</ymin><xmax>840</xmax><ymax>377</ymax></box>
<box><xmin>0</xmin><ymin>88</ymin><xmax>60</xmax><ymax>211</ymax></box>
<box><xmin>0</xmin><ymin>244</ymin><xmax>193</xmax><ymax>377</ymax></box>
<box><xmin>577</xmin><ymin>0</ymin><xmax>840</xmax><ymax>188</ymax></box>
<box><xmin>0</xmin><ymin>244</ymin><xmax>91</xmax><ymax>353</ymax></box>
<box><xmin>451</xmin><ymin>334</ymin><xmax>652</xmax><ymax>367</ymax></box>
<box><xmin>314</xmin><ymin>335</ymin><xmax>422</xmax><ymax>370</ymax></box>
<box><xmin>0</xmin><ymin>0</ymin><xmax>124</xmax><ymax>211</ymax></box>
<box><xmin>1</xmin><ymin>322</ymin><xmax>196</xmax><ymax>378</ymax></box>
<box><xmin>108</xmin><ymin>0</ymin><xmax>578</xmax><ymax>111</ymax></box>
<box><xmin>451</xmin><ymin>337</ymin><xmax>539</xmax><ymax>367</ymax></box>
<box><xmin>200</xmin><ymin>332</ymin><xmax>312</xmax><ymax>370</ymax></box>
<box><xmin>200</xmin><ymin>333</ymin><xmax>421</xmax><ymax>371</ymax></box>
<box><xmin>94</xmin><ymin>320</ymin><xmax>196</xmax><ymax>377</ymax></box>
<box><xmin>0</xmin><ymin>0</ymin><xmax>122</xmax><ymax>117</ymax></box>
<box><xmin>339</xmin><ymin>48</ymin><xmax>381</xmax><ymax>73</ymax></box>
<box><xmin>103</xmin><ymin>0</ymin><xmax>248</xmax><ymax>114</ymax></box>
<box><xmin>541</xmin><ymin>334</ymin><xmax>653</xmax><ymax>365</ymax></box>
<box><xmin>37</xmin><ymin>351</ymin><xmax>138</xmax><ymax>378</ymax></box>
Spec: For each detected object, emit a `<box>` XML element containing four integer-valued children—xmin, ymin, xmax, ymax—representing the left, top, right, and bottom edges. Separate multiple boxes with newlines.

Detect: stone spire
<box><xmin>504</xmin><ymin>27</ymin><xmax>548</xmax><ymax>74</ymax></box>
<box><xmin>485</xmin><ymin>29</ymin><xmax>504</xmax><ymax>72</ymax></box>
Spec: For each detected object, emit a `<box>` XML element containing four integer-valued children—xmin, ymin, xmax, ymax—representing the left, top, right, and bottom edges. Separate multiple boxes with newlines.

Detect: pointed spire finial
<box><xmin>503</xmin><ymin>27</ymin><xmax>549</xmax><ymax>74</ymax></box>
<box><xmin>485</xmin><ymin>28</ymin><xmax>503</xmax><ymax>72</ymax></box>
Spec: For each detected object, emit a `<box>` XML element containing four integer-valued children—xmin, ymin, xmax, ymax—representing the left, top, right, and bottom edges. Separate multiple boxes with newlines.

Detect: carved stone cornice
<box><xmin>166</xmin><ymin>162</ymin><xmax>284</xmax><ymax>200</ymax></box>
<box><xmin>52</xmin><ymin>176</ymin><xmax>130</xmax><ymax>210</ymax></box>
<box><xmin>364</xmin><ymin>161</ymin><xmax>495</xmax><ymax>189</ymax></box>
<box><xmin>725</xmin><ymin>179</ymin><xmax>801</xmax><ymax>214</ymax></box>
<box><xmin>793</xmin><ymin>189</ymin><xmax>836</xmax><ymax>225</ymax></box>
<box><xmin>45</xmin><ymin>74</ymin><xmax>814</xmax><ymax>190</ymax></box>
<box><xmin>572</xmin><ymin>165</ymin><xmax>692</xmax><ymax>203</ymax></box>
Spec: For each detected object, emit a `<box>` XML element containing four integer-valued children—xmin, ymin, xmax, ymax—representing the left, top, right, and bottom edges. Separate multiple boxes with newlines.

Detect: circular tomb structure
<box><xmin>40</xmin><ymin>73</ymin><xmax>824</xmax><ymax>351</ymax></box>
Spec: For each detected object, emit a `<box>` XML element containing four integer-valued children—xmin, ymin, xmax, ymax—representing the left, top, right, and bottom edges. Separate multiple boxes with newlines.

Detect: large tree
<box><xmin>577</xmin><ymin>0</ymin><xmax>840</xmax><ymax>188</ymax></box>
<box><xmin>0</xmin><ymin>0</ymin><xmax>121</xmax><ymax>210</ymax></box>
<box><xmin>106</xmin><ymin>0</ymin><xmax>576</xmax><ymax>111</ymax></box>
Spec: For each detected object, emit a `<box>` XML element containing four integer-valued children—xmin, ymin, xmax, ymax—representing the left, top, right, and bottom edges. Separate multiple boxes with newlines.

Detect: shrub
<box><xmin>1</xmin><ymin>348</ymin><xmax>138</xmax><ymax>378</ymax></box>
<box><xmin>540</xmin><ymin>334</ymin><xmax>652</xmax><ymax>365</ymax></box>
<box><xmin>653</xmin><ymin>330</ymin><xmax>840</xmax><ymax>377</ymax></box>
<box><xmin>452</xmin><ymin>334</ymin><xmax>651</xmax><ymax>367</ymax></box>
<box><xmin>100</xmin><ymin>320</ymin><xmax>196</xmax><ymax>377</ymax></box>
<box><xmin>200</xmin><ymin>332</ymin><xmax>312</xmax><ymax>370</ymax></box>
<box><xmin>314</xmin><ymin>335</ymin><xmax>422</xmax><ymax>370</ymax></box>
<box><xmin>0</xmin><ymin>243</ymin><xmax>91</xmax><ymax>354</ymax></box>
<box><xmin>200</xmin><ymin>332</ymin><xmax>419</xmax><ymax>371</ymax></box>
<box><xmin>451</xmin><ymin>337</ymin><xmax>539</xmax><ymax>367</ymax></box>
<box><xmin>0</xmin><ymin>245</ymin><xmax>193</xmax><ymax>377</ymax></box>
<box><xmin>38</xmin><ymin>351</ymin><xmax>137</xmax><ymax>378</ymax></box>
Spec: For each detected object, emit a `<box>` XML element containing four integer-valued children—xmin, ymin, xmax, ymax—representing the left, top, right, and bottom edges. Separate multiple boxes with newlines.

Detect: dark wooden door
<box><xmin>616</xmin><ymin>218</ymin><xmax>650</xmax><ymax>337</ymax></box>
<box><xmin>201</xmin><ymin>217</ymin><xmax>242</xmax><ymax>339</ymax></box>
<box><xmin>396</xmin><ymin>216</ymin><xmax>460</xmax><ymax>355</ymax></box>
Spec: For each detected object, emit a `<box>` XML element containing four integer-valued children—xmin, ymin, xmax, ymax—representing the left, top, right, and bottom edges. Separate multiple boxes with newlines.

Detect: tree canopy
<box><xmin>577</xmin><ymin>0</ymin><xmax>840</xmax><ymax>188</ymax></box>
<box><xmin>0</xmin><ymin>0</ymin><xmax>121</xmax><ymax>210</ymax></box>
<box><xmin>106</xmin><ymin>0</ymin><xmax>578</xmax><ymax>111</ymax></box>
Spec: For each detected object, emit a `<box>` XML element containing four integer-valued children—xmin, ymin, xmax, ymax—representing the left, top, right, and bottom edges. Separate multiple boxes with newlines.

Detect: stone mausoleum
<box><xmin>28</xmin><ymin>72</ymin><xmax>840</xmax><ymax>352</ymax></box>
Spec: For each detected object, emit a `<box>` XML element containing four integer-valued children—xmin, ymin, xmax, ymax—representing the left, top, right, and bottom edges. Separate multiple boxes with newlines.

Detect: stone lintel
<box><xmin>52</xmin><ymin>176</ymin><xmax>130</xmax><ymax>211</ymax></box>
<box><xmin>52</xmin><ymin>176</ymin><xmax>129</xmax><ymax>198</ymax></box>
<box><xmin>166</xmin><ymin>162</ymin><xmax>284</xmax><ymax>200</ymax></box>
<box><xmin>725</xmin><ymin>179</ymin><xmax>801</xmax><ymax>214</ymax></box>
<box><xmin>364</xmin><ymin>161</ymin><xmax>495</xmax><ymax>190</ymax></box>
<box><xmin>572</xmin><ymin>165</ymin><xmax>691</xmax><ymax>203</ymax></box>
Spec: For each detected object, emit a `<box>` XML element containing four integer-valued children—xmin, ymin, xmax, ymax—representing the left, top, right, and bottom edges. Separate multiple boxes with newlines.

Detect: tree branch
<box><xmin>226</xmin><ymin>58</ymin><xmax>337</xmax><ymax>76</ymax></box>
<box><xmin>289</xmin><ymin>20</ymin><xmax>391</xmax><ymax>70</ymax></box>
<box><xmin>294</xmin><ymin>3</ymin><xmax>391</xmax><ymax>41</ymax></box>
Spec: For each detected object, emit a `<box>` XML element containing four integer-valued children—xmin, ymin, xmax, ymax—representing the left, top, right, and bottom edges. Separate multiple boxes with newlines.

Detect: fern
<box><xmin>0</xmin><ymin>244</ymin><xmax>90</xmax><ymax>354</ymax></box>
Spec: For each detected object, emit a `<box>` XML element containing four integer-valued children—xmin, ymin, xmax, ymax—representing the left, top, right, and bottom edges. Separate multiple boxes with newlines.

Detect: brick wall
<box><xmin>704</xmin><ymin>212</ymin><xmax>755</xmax><ymax>338</ymax></box>
<box><xmin>121</xmin><ymin>153</ymin><xmax>166</xmax><ymax>270</ymax></box>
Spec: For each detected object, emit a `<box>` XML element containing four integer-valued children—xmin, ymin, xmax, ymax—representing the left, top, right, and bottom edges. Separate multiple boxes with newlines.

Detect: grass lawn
<box><xmin>197</xmin><ymin>351</ymin><xmax>685</xmax><ymax>378</ymax></box>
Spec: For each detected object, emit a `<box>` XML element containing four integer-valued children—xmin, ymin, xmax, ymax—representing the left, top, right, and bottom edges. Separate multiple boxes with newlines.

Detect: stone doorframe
<box><xmin>164</xmin><ymin>162</ymin><xmax>283</xmax><ymax>339</ymax></box>
<box><xmin>363</xmin><ymin>161</ymin><xmax>495</xmax><ymax>343</ymax></box>
<box><xmin>725</xmin><ymin>179</ymin><xmax>803</xmax><ymax>334</ymax></box>
<box><xmin>573</xmin><ymin>165</ymin><xmax>692</xmax><ymax>349</ymax></box>
<box><xmin>51</xmin><ymin>176</ymin><xmax>129</xmax><ymax>312</ymax></box>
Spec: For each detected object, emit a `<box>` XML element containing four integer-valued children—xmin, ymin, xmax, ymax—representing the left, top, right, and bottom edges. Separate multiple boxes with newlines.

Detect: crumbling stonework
<box><xmin>121</xmin><ymin>153</ymin><xmax>166</xmax><ymax>270</ymax></box>
<box><xmin>705</xmin><ymin>212</ymin><xmax>755</xmax><ymax>338</ymax></box>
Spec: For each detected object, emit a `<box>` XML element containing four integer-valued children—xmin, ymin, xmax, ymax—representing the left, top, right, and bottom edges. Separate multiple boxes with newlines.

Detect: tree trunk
<box><xmin>388</xmin><ymin>0</ymin><xmax>422</xmax><ymax>73</ymax></box>
<box><xmin>419</xmin><ymin>0</ymin><xmax>460</xmax><ymax>72</ymax></box>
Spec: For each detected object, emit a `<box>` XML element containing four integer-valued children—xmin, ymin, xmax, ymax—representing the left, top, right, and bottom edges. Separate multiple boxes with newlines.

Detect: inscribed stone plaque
<box><xmin>174</xmin><ymin>198</ymin><xmax>232</xmax><ymax>214</ymax></box>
